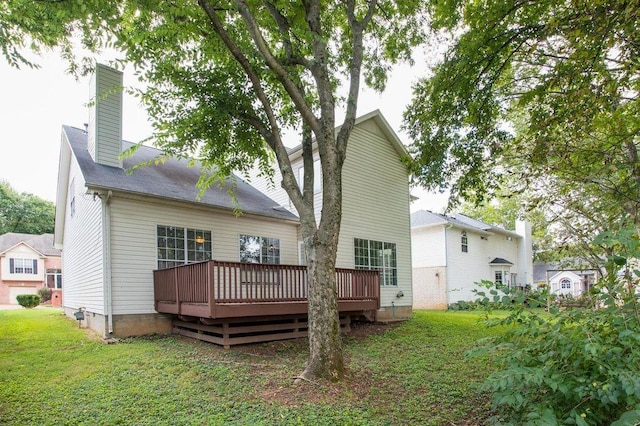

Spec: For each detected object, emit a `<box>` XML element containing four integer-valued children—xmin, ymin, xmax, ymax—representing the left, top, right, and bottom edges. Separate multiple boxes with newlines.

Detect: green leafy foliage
<box><xmin>0</xmin><ymin>181</ymin><xmax>55</xmax><ymax>235</ymax></box>
<box><xmin>468</xmin><ymin>228</ymin><xmax>640</xmax><ymax>425</ymax></box>
<box><xmin>404</xmin><ymin>0</ymin><xmax>640</xmax><ymax>238</ymax></box>
<box><xmin>15</xmin><ymin>294</ymin><xmax>40</xmax><ymax>308</ymax></box>
<box><xmin>37</xmin><ymin>287</ymin><xmax>52</xmax><ymax>303</ymax></box>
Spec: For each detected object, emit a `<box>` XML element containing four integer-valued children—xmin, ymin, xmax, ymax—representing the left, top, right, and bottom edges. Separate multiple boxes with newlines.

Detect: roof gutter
<box><xmin>86</xmin><ymin>184</ymin><xmax>301</xmax><ymax>225</ymax></box>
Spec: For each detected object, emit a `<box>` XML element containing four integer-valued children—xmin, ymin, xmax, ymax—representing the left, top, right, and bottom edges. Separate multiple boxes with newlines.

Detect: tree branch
<box><xmin>337</xmin><ymin>0</ymin><xmax>378</xmax><ymax>155</ymax></box>
<box><xmin>264</xmin><ymin>1</ymin><xmax>313</xmax><ymax>69</ymax></box>
<box><xmin>198</xmin><ymin>0</ymin><xmax>304</xmax><ymax>209</ymax></box>
<box><xmin>234</xmin><ymin>0</ymin><xmax>319</xmax><ymax>134</ymax></box>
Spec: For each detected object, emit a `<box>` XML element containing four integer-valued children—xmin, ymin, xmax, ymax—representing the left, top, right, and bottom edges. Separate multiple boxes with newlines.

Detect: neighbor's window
<box><xmin>156</xmin><ymin>225</ymin><xmax>212</xmax><ymax>269</ymax></box>
<box><xmin>354</xmin><ymin>238</ymin><xmax>397</xmax><ymax>286</ymax></box>
<box><xmin>239</xmin><ymin>235</ymin><xmax>280</xmax><ymax>264</ymax></box>
<box><xmin>461</xmin><ymin>231</ymin><xmax>468</xmax><ymax>253</ymax></box>
<box><xmin>495</xmin><ymin>271</ymin><xmax>503</xmax><ymax>285</ymax></box>
<box><xmin>560</xmin><ymin>278</ymin><xmax>571</xmax><ymax>289</ymax></box>
<box><xmin>46</xmin><ymin>269</ymin><xmax>62</xmax><ymax>289</ymax></box>
<box><xmin>10</xmin><ymin>258</ymin><xmax>37</xmax><ymax>274</ymax></box>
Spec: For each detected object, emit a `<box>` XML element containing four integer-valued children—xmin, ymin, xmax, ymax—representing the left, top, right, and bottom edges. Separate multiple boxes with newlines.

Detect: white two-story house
<box><xmin>411</xmin><ymin>210</ymin><xmax>533</xmax><ymax>309</ymax></box>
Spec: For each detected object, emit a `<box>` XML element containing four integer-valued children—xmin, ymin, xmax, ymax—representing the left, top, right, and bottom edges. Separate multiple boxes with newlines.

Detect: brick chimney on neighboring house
<box><xmin>87</xmin><ymin>63</ymin><xmax>123</xmax><ymax>168</ymax></box>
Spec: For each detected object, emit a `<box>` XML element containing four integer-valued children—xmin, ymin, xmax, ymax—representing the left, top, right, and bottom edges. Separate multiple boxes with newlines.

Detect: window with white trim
<box><xmin>239</xmin><ymin>235</ymin><xmax>280</xmax><ymax>264</ymax></box>
<box><xmin>354</xmin><ymin>238</ymin><xmax>397</xmax><ymax>286</ymax></box>
<box><xmin>46</xmin><ymin>269</ymin><xmax>63</xmax><ymax>289</ymax></box>
<box><xmin>461</xmin><ymin>231</ymin><xmax>468</xmax><ymax>253</ymax></box>
<box><xmin>560</xmin><ymin>278</ymin><xmax>571</xmax><ymax>289</ymax></box>
<box><xmin>10</xmin><ymin>258</ymin><xmax>37</xmax><ymax>274</ymax></box>
<box><xmin>495</xmin><ymin>271</ymin><xmax>503</xmax><ymax>285</ymax></box>
<box><xmin>156</xmin><ymin>225</ymin><xmax>212</xmax><ymax>269</ymax></box>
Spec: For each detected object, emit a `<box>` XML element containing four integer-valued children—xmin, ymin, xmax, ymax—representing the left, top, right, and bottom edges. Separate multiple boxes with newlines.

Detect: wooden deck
<box><xmin>153</xmin><ymin>260</ymin><xmax>380</xmax><ymax>347</ymax></box>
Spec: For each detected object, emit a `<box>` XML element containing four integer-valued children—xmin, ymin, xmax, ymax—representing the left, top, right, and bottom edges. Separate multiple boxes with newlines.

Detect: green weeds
<box><xmin>0</xmin><ymin>308</ymin><xmax>501</xmax><ymax>425</ymax></box>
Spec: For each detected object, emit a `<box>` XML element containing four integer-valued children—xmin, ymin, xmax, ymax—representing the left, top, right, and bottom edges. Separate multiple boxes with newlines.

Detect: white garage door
<box><xmin>9</xmin><ymin>287</ymin><xmax>38</xmax><ymax>304</ymax></box>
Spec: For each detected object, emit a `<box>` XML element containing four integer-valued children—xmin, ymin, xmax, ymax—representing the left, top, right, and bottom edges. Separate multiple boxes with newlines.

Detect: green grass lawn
<box><xmin>0</xmin><ymin>308</ymin><xmax>503</xmax><ymax>425</ymax></box>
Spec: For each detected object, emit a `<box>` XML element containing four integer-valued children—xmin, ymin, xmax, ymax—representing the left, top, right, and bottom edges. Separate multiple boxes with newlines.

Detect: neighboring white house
<box><xmin>54</xmin><ymin>64</ymin><xmax>413</xmax><ymax>338</ymax></box>
<box><xmin>411</xmin><ymin>210</ymin><xmax>534</xmax><ymax>309</ymax></box>
<box><xmin>548</xmin><ymin>270</ymin><xmax>595</xmax><ymax>297</ymax></box>
<box><xmin>533</xmin><ymin>261</ymin><xmax>599</xmax><ymax>297</ymax></box>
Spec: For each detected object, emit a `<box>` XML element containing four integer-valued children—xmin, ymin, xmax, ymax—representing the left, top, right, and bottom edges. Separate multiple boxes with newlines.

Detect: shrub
<box><xmin>468</xmin><ymin>227</ymin><xmax>640</xmax><ymax>425</ymax></box>
<box><xmin>16</xmin><ymin>294</ymin><xmax>41</xmax><ymax>308</ymax></box>
<box><xmin>38</xmin><ymin>287</ymin><xmax>52</xmax><ymax>303</ymax></box>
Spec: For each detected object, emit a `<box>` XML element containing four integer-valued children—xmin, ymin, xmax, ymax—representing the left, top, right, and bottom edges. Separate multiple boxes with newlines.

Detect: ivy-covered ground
<box><xmin>0</xmin><ymin>308</ymin><xmax>503</xmax><ymax>425</ymax></box>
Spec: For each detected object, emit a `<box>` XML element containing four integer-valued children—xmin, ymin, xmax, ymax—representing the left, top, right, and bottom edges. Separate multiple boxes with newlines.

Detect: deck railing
<box><xmin>154</xmin><ymin>260</ymin><xmax>380</xmax><ymax>318</ymax></box>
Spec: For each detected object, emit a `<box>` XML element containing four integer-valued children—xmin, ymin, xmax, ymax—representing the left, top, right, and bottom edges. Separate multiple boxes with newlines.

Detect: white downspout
<box><xmin>102</xmin><ymin>190</ymin><xmax>114</xmax><ymax>335</ymax></box>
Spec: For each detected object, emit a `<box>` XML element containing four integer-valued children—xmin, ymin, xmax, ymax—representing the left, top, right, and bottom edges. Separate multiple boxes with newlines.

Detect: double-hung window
<box><xmin>10</xmin><ymin>258</ymin><xmax>37</xmax><ymax>274</ymax></box>
<box><xmin>156</xmin><ymin>225</ymin><xmax>212</xmax><ymax>269</ymax></box>
<box><xmin>239</xmin><ymin>235</ymin><xmax>280</xmax><ymax>264</ymax></box>
<box><xmin>354</xmin><ymin>238</ymin><xmax>397</xmax><ymax>286</ymax></box>
<box><xmin>461</xmin><ymin>231</ymin><xmax>468</xmax><ymax>253</ymax></box>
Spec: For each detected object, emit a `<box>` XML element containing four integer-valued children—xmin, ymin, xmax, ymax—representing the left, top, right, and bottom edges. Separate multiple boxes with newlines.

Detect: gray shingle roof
<box><xmin>0</xmin><ymin>233</ymin><xmax>60</xmax><ymax>256</ymax></box>
<box><xmin>411</xmin><ymin>210</ymin><xmax>519</xmax><ymax>238</ymax></box>
<box><xmin>63</xmin><ymin>126</ymin><xmax>298</xmax><ymax>222</ymax></box>
<box><xmin>489</xmin><ymin>257</ymin><xmax>514</xmax><ymax>265</ymax></box>
<box><xmin>411</xmin><ymin>210</ymin><xmax>492</xmax><ymax>232</ymax></box>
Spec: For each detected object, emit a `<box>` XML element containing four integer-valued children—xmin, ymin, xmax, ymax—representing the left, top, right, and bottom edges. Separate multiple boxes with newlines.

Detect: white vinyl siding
<box><xmin>336</xmin><ymin>123</ymin><xmax>412</xmax><ymax>308</ymax></box>
<box><xmin>108</xmin><ymin>197</ymin><xmax>298</xmax><ymax>315</ymax></box>
<box><xmin>445</xmin><ymin>227</ymin><xmax>521</xmax><ymax>304</ymax></box>
<box><xmin>60</xmin><ymin>153</ymin><xmax>105</xmax><ymax>313</ymax></box>
<box><xmin>88</xmin><ymin>64</ymin><xmax>123</xmax><ymax>168</ymax></box>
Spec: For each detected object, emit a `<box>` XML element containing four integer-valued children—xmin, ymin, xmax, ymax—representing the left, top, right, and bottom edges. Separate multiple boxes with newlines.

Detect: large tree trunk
<box><xmin>302</xmin><ymin>240</ymin><xmax>343</xmax><ymax>380</ymax></box>
<box><xmin>298</xmin><ymin>123</ymin><xmax>346</xmax><ymax>381</ymax></box>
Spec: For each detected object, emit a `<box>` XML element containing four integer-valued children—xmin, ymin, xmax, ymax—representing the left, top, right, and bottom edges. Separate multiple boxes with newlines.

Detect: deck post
<box><xmin>174</xmin><ymin>267</ymin><xmax>180</xmax><ymax>315</ymax></box>
<box><xmin>208</xmin><ymin>261</ymin><xmax>216</xmax><ymax>319</ymax></box>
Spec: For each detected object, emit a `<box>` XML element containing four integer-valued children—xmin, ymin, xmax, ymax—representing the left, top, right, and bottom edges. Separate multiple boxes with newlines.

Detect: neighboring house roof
<box><xmin>533</xmin><ymin>261</ymin><xmax>600</xmax><ymax>283</ymax></box>
<box><xmin>62</xmin><ymin>125</ymin><xmax>299</xmax><ymax>222</ymax></box>
<box><xmin>489</xmin><ymin>257</ymin><xmax>514</xmax><ymax>265</ymax></box>
<box><xmin>0</xmin><ymin>233</ymin><xmax>60</xmax><ymax>257</ymax></box>
<box><xmin>410</xmin><ymin>210</ymin><xmax>522</xmax><ymax>239</ymax></box>
<box><xmin>410</xmin><ymin>210</ymin><xmax>492</xmax><ymax>236</ymax></box>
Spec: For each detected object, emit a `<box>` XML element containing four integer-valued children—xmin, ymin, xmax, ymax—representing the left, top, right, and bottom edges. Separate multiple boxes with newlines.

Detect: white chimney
<box><xmin>516</xmin><ymin>219</ymin><xmax>534</xmax><ymax>287</ymax></box>
<box><xmin>87</xmin><ymin>63</ymin><xmax>123</xmax><ymax>168</ymax></box>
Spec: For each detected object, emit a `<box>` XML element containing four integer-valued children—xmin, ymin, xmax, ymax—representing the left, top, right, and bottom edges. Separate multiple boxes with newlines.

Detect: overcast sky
<box><xmin>0</xmin><ymin>50</ymin><xmax>449</xmax><ymax>212</ymax></box>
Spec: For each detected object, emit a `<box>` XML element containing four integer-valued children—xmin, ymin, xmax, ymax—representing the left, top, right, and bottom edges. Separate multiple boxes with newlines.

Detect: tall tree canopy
<box><xmin>0</xmin><ymin>181</ymin><xmax>55</xmax><ymax>235</ymax></box>
<box><xmin>405</xmin><ymin>0</ymin><xmax>639</xmax><ymax>245</ymax></box>
<box><xmin>1</xmin><ymin>0</ymin><xmax>428</xmax><ymax>380</ymax></box>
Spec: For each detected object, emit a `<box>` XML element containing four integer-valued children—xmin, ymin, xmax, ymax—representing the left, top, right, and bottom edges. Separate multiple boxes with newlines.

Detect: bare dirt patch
<box><xmin>224</xmin><ymin>320</ymin><xmax>404</xmax><ymax>407</ymax></box>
